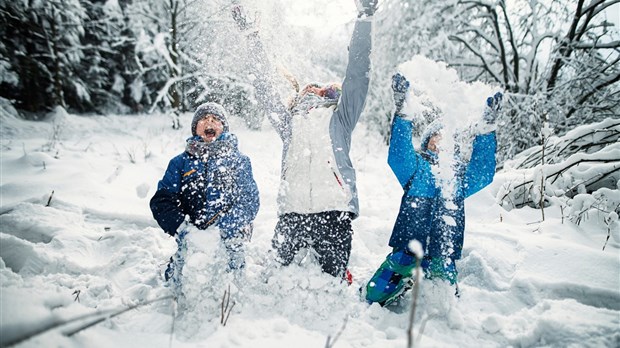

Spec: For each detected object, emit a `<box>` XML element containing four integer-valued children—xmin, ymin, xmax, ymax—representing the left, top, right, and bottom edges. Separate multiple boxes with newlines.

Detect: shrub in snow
<box><xmin>0</xmin><ymin>97</ymin><xmax>19</xmax><ymax>119</ymax></box>
<box><xmin>497</xmin><ymin>118</ymin><xmax>620</xmax><ymax>226</ymax></box>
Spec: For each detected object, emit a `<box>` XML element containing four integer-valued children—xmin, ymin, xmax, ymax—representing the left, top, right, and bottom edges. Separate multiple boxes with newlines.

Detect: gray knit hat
<box><xmin>191</xmin><ymin>102</ymin><xmax>229</xmax><ymax>136</ymax></box>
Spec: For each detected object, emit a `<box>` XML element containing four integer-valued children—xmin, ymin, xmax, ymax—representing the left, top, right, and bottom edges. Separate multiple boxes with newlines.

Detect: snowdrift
<box><xmin>1</xmin><ymin>54</ymin><xmax>619</xmax><ymax>348</ymax></box>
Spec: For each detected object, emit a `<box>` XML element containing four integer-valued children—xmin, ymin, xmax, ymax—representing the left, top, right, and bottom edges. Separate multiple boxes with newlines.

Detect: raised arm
<box><xmin>334</xmin><ymin>1</ymin><xmax>376</xmax><ymax>132</ymax></box>
<box><xmin>463</xmin><ymin>92</ymin><xmax>502</xmax><ymax>197</ymax></box>
<box><xmin>233</xmin><ymin>6</ymin><xmax>291</xmax><ymax>141</ymax></box>
<box><xmin>463</xmin><ymin>133</ymin><xmax>497</xmax><ymax>197</ymax></box>
<box><xmin>388</xmin><ymin>117</ymin><xmax>421</xmax><ymax>189</ymax></box>
<box><xmin>387</xmin><ymin>73</ymin><xmax>421</xmax><ymax>188</ymax></box>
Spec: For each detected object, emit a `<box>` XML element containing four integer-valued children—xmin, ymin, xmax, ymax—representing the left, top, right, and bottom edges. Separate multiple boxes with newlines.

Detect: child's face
<box><xmin>427</xmin><ymin>133</ymin><xmax>442</xmax><ymax>153</ymax></box>
<box><xmin>196</xmin><ymin>115</ymin><xmax>224</xmax><ymax>142</ymax></box>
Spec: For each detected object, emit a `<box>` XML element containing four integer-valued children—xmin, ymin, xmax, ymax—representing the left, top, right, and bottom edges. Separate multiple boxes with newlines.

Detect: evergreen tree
<box><xmin>1</xmin><ymin>0</ymin><xmax>87</xmax><ymax>114</ymax></box>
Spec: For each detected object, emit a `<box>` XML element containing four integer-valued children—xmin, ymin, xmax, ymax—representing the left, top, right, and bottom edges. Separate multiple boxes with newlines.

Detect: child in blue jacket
<box><xmin>365</xmin><ymin>74</ymin><xmax>502</xmax><ymax>305</ymax></box>
<box><xmin>150</xmin><ymin>102</ymin><xmax>260</xmax><ymax>291</ymax></box>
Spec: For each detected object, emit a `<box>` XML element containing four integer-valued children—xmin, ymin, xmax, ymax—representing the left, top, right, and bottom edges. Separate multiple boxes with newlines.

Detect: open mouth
<box><xmin>204</xmin><ymin>129</ymin><xmax>216</xmax><ymax>137</ymax></box>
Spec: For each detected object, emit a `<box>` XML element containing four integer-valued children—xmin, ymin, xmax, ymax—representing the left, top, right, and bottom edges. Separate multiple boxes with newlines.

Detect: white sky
<box><xmin>282</xmin><ymin>1</ymin><xmax>357</xmax><ymax>29</ymax></box>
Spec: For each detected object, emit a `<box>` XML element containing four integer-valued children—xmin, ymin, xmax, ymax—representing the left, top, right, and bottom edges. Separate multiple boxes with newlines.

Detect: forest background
<box><xmin>1</xmin><ymin>1</ymin><xmax>619</xmax><ymax>346</ymax></box>
<box><xmin>1</xmin><ymin>0</ymin><xmax>618</xmax><ymax>160</ymax></box>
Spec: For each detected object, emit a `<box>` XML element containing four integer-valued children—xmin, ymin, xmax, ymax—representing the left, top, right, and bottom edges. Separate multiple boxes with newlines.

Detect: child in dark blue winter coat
<box><xmin>365</xmin><ymin>74</ymin><xmax>502</xmax><ymax>306</ymax></box>
<box><xmin>150</xmin><ymin>102</ymin><xmax>260</xmax><ymax>290</ymax></box>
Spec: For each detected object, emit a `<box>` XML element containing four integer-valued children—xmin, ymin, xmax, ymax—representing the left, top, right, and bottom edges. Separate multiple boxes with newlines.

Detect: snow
<box><xmin>397</xmin><ymin>56</ymin><xmax>502</xmax><ymax>195</ymax></box>
<box><xmin>398</xmin><ymin>56</ymin><xmax>497</xmax><ymax>126</ymax></box>
<box><xmin>1</xmin><ymin>106</ymin><xmax>619</xmax><ymax>346</ymax></box>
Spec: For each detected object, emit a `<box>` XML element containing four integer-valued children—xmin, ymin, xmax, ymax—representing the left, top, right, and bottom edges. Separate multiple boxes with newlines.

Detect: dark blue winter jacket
<box><xmin>150</xmin><ymin>133</ymin><xmax>259</xmax><ymax>240</ymax></box>
<box><xmin>387</xmin><ymin>117</ymin><xmax>496</xmax><ymax>260</ymax></box>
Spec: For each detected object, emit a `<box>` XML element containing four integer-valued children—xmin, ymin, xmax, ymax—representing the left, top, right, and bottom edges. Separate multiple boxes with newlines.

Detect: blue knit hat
<box><xmin>420</xmin><ymin>120</ymin><xmax>443</xmax><ymax>151</ymax></box>
<box><xmin>191</xmin><ymin>102</ymin><xmax>229</xmax><ymax>136</ymax></box>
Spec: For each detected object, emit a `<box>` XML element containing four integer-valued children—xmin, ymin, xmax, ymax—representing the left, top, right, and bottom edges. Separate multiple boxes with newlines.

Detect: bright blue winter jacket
<box><xmin>150</xmin><ymin>133</ymin><xmax>259</xmax><ymax>240</ymax></box>
<box><xmin>387</xmin><ymin>117</ymin><xmax>496</xmax><ymax>260</ymax></box>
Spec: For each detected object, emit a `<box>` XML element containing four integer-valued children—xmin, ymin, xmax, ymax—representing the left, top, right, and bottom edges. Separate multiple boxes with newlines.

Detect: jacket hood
<box><xmin>420</xmin><ymin>120</ymin><xmax>443</xmax><ymax>152</ymax></box>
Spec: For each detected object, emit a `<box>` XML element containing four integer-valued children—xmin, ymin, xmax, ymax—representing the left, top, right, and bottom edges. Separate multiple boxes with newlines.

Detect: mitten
<box><xmin>482</xmin><ymin>92</ymin><xmax>503</xmax><ymax>124</ymax></box>
<box><xmin>392</xmin><ymin>73</ymin><xmax>410</xmax><ymax>116</ymax></box>
<box><xmin>232</xmin><ymin>5</ymin><xmax>255</xmax><ymax>32</ymax></box>
<box><xmin>355</xmin><ymin>0</ymin><xmax>378</xmax><ymax>17</ymax></box>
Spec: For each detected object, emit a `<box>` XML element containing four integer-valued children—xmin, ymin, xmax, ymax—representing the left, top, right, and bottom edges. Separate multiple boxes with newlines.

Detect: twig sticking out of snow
<box><xmin>64</xmin><ymin>296</ymin><xmax>174</xmax><ymax>337</ymax></box>
<box><xmin>220</xmin><ymin>284</ymin><xmax>236</xmax><ymax>326</ymax></box>
<box><xmin>407</xmin><ymin>241</ymin><xmax>424</xmax><ymax>348</ymax></box>
<box><xmin>46</xmin><ymin>190</ymin><xmax>55</xmax><ymax>207</ymax></box>
<box><xmin>325</xmin><ymin>316</ymin><xmax>348</xmax><ymax>348</ymax></box>
<box><xmin>3</xmin><ymin>295</ymin><xmax>174</xmax><ymax>347</ymax></box>
<box><xmin>72</xmin><ymin>289</ymin><xmax>80</xmax><ymax>303</ymax></box>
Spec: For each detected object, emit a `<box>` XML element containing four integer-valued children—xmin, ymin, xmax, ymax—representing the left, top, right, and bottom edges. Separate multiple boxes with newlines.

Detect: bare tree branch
<box><xmin>547</xmin><ymin>0</ymin><xmax>585</xmax><ymax>92</ymax></box>
<box><xmin>573</xmin><ymin>41</ymin><xmax>620</xmax><ymax>49</ymax></box>
<box><xmin>500</xmin><ymin>0</ymin><xmax>520</xmax><ymax>88</ymax></box>
<box><xmin>566</xmin><ymin>72</ymin><xmax>620</xmax><ymax>118</ymax></box>
<box><xmin>448</xmin><ymin>34</ymin><xmax>503</xmax><ymax>84</ymax></box>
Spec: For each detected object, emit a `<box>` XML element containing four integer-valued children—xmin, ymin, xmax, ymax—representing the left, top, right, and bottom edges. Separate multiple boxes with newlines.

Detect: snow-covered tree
<box><xmin>0</xmin><ymin>0</ymin><xmax>86</xmax><ymax>113</ymax></box>
<box><xmin>364</xmin><ymin>0</ymin><xmax>462</xmax><ymax>142</ymax></box>
<box><xmin>73</xmin><ymin>0</ymin><xmax>142</xmax><ymax>113</ymax></box>
<box><xmin>446</xmin><ymin>0</ymin><xmax>620</xmax><ymax>162</ymax></box>
<box><xmin>123</xmin><ymin>0</ymin><xmax>267</xmax><ymax>128</ymax></box>
<box><xmin>498</xmin><ymin>118</ymin><xmax>619</xmax><ymax>231</ymax></box>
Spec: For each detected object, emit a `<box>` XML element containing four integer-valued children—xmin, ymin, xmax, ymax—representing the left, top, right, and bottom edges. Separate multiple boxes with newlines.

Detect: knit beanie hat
<box><xmin>420</xmin><ymin>120</ymin><xmax>444</xmax><ymax>151</ymax></box>
<box><xmin>191</xmin><ymin>102</ymin><xmax>229</xmax><ymax>136</ymax></box>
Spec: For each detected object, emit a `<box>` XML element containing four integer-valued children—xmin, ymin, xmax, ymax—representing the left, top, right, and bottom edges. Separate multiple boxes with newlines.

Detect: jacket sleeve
<box><xmin>149</xmin><ymin>156</ymin><xmax>186</xmax><ymax>236</ymax></box>
<box><xmin>388</xmin><ymin>117</ymin><xmax>420</xmax><ymax>189</ymax></box>
<box><xmin>463</xmin><ymin>132</ymin><xmax>497</xmax><ymax>198</ymax></box>
<box><xmin>246</xmin><ymin>32</ymin><xmax>292</xmax><ymax>141</ymax></box>
<box><xmin>334</xmin><ymin>18</ymin><xmax>372</xmax><ymax>133</ymax></box>
<box><xmin>218</xmin><ymin>155</ymin><xmax>260</xmax><ymax>239</ymax></box>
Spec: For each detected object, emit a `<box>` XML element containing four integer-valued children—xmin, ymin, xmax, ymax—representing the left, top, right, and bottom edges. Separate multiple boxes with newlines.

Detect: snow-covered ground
<box><xmin>1</xmin><ymin>102</ymin><xmax>619</xmax><ymax>348</ymax></box>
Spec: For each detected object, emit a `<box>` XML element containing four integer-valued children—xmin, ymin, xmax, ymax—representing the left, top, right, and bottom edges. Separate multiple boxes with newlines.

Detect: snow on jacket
<box><xmin>150</xmin><ymin>133</ymin><xmax>260</xmax><ymax>239</ymax></box>
<box><xmin>246</xmin><ymin>20</ymin><xmax>371</xmax><ymax>218</ymax></box>
<box><xmin>387</xmin><ymin>117</ymin><xmax>496</xmax><ymax>260</ymax></box>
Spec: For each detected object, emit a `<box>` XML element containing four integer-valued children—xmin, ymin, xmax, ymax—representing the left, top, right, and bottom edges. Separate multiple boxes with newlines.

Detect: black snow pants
<box><xmin>272</xmin><ymin>210</ymin><xmax>353</xmax><ymax>278</ymax></box>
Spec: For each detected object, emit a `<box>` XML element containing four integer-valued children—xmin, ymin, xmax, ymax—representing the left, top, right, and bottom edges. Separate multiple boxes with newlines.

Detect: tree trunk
<box><xmin>169</xmin><ymin>0</ymin><xmax>181</xmax><ymax>113</ymax></box>
<box><xmin>50</xmin><ymin>6</ymin><xmax>66</xmax><ymax>108</ymax></box>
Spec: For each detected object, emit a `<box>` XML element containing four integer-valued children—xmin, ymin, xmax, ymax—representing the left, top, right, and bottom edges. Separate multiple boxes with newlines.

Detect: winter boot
<box><xmin>365</xmin><ymin>249</ymin><xmax>417</xmax><ymax>306</ymax></box>
<box><xmin>424</xmin><ymin>257</ymin><xmax>458</xmax><ymax>285</ymax></box>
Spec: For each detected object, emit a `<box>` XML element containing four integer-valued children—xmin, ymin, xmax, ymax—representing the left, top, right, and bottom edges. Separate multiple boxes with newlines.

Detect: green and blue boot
<box><xmin>365</xmin><ymin>249</ymin><xmax>417</xmax><ymax>306</ymax></box>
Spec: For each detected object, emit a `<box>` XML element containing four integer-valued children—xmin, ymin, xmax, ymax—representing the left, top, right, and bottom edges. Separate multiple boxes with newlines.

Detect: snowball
<box><xmin>482</xmin><ymin>315</ymin><xmax>503</xmax><ymax>334</ymax></box>
<box><xmin>135</xmin><ymin>183</ymin><xmax>150</xmax><ymax>199</ymax></box>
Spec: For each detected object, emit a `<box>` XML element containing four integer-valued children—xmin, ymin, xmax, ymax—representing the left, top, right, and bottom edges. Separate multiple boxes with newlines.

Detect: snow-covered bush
<box><xmin>497</xmin><ymin>118</ymin><xmax>620</xmax><ymax>227</ymax></box>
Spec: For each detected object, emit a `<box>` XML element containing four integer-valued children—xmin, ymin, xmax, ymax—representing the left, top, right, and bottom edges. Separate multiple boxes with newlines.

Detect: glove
<box><xmin>482</xmin><ymin>92</ymin><xmax>503</xmax><ymax>124</ymax></box>
<box><xmin>392</xmin><ymin>73</ymin><xmax>410</xmax><ymax>115</ymax></box>
<box><xmin>231</xmin><ymin>5</ymin><xmax>254</xmax><ymax>32</ymax></box>
<box><xmin>355</xmin><ymin>0</ymin><xmax>378</xmax><ymax>17</ymax></box>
